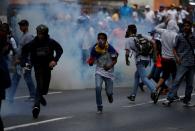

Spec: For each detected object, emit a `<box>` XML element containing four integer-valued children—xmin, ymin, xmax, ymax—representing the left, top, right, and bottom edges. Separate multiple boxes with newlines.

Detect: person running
<box><xmin>22</xmin><ymin>24</ymin><xmax>63</xmax><ymax>118</ymax></box>
<box><xmin>125</xmin><ymin>24</ymin><xmax>157</xmax><ymax>102</ymax></box>
<box><xmin>163</xmin><ymin>20</ymin><xmax>195</xmax><ymax>106</ymax></box>
<box><xmin>154</xmin><ymin>18</ymin><xmax>179</xmax><ymax>100</ymax></box>
<box><xmin>87</xmin><ymin>32</ymin><xmax>118</xmax><ymax>114</ymax></box>
<box><xmin>6</xmin><ymin>19</ymin><xmax>36</xmax><ymax>103</ymax></box>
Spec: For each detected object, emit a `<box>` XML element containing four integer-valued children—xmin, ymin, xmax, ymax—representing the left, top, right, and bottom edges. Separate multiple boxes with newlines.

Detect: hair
<box><xmin>183</xmin><ymin>19</ymin><xmax>192</xmax><ymax>27</ymax></box>
<box><xmin>127</xmin><ymin>24</ymin><xmax>137</xmax><ymax>34</ymax></box>
<box><xmin>98</xmin><ymin>32</ymin><xmax>107</xmax><ymax>40</ymax></box>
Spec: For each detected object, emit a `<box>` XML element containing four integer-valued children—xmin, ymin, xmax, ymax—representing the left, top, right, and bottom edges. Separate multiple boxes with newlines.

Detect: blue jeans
<box><xmin>6</xmin><ymin>64</ymin><xmax>35</xmax><ymax>102</ymax></box>
<box><xmin>131</xmin><ymin>60</ymin><xmax>156</xmax><ymax>96</ymax></box>
<box><xmin>168</xmin><ymin>65</ymin><xmax>195</xmax><ymax>102</ymax></box>
<box><xmin>95</xmin><ymin>74</ymin><xmax>113</xmax><ymax>109</ymax></box>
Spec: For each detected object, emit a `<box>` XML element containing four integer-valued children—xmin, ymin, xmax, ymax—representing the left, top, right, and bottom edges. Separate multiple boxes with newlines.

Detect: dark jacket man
<box><xmin>22</xmin><ymin>24</ymin><xmax>63</xmax><ymax>119</ymax></box>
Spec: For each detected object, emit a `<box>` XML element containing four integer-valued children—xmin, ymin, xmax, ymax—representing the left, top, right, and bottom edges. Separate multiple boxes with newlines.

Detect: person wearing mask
<box><xmin>87</xmin><ymin>32</ymin><xmax>118</xmax><ymax>114</ymax></box>
<box><xmin>22</xmin><ymin>24</ymin><xmax>63</xmax><ymax>119</ymax></box>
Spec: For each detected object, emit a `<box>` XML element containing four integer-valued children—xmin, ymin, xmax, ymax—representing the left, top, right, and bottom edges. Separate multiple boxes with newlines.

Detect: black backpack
<box><xmin>134</xmin><ymin>34</ymin><xmax>153</xmax><ymax>56</ymax></box>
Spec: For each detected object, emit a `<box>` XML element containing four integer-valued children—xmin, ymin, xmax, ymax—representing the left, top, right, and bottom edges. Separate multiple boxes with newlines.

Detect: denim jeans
<box><xmin>6</xmin><ymin>64</ymin><xmax>35</xmax><ymax>102</ymax></box>
<box><xmin>95</xmin><ymin>74</ymin><xmax>113</xmax><ymax>109</ymax></box>
<box><xmin>131</xmin><ymin>60</ymin><xmax>156</xmax><ymax>96</ymax></box>
<box><xmin>168</xmin><ymin>65</ymin><xmax>195</xmax><ymax>102</ymax></box>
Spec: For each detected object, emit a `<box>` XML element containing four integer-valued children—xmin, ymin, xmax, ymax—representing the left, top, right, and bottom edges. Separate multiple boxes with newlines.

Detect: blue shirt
<box><xmin>119</xmin><ymin>5</ymin><xmax>132</xmax><ymax>18</ymax></box>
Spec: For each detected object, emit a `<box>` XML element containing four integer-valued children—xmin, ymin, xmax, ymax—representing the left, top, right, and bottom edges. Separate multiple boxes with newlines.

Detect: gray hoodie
<box><xmin>155</xmin><ymin>20</ymin><xmax>179</xmax><ymax>59</ymax></box>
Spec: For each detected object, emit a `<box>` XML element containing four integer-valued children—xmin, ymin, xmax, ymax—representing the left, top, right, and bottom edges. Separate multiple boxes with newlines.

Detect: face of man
<box><xmin>183</xmin><ymin>23</ymin><xmax>192</xmax><ymax>34</ymax></box>
<box><xmin>123</xmin><ymin>0</ymin><xmax>127</xmax><ymax>6</ymax></box>
<box><xmin>19</xmin><ymin>25</ymin><xmax>28</xmax><ymax>33</ymax></box>
<box><xmin>37</xmin><ymin>31</ymin><xmax>46</xmax><ymax>40</ymax></box>
<box><xmin>98</xmin><ymin>35</ymin><xmax>107</xmax><ymax>49</ymax></box>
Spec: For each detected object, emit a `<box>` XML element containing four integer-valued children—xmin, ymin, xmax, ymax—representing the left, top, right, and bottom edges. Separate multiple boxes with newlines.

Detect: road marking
<box><xmin>15</xmin><ymin>91</ymin><xmax>62</xmax><ymax>99</ymax></box>
<box><xmin>4</xmin><ymin>116</ymin><xmax>73</xmax><ymax>131</ymax></box>
<box><xmin>122</xmin><ymin>93</ymin><xmax>195</xmax><ymax>108</ymax></box>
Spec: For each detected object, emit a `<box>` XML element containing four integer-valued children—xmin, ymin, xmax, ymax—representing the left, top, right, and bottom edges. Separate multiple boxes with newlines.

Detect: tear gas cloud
<box><xmin>9</xmin><ymin>0</ymin><xmax>152</xmax><ymax>90</ymax></box>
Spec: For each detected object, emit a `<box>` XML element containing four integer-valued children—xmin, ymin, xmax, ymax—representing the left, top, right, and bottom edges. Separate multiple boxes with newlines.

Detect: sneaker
<box><xmin>32</xmin><ymin>106</ymin><xmax>40</xmax><ymax>119</ymax></box>
<box><xmin>40</xmin><ymin>96</ymin><xmax>47</xmax><ymax>106</ymax></box>
<box><xmin>150</xmin><ymin>92</ymin><xmax>157</xmax><ymax>101</ymax></box>
<box><xmin>173</xmin><ymin>95</ymin><xmax>180</xmax><ymax>101</ymax></box>
<box><xmin>127</xmin><ymin>95</ymin><xmax>135</xmax><ymax>101</ymax></box>
<box><xmin>183</xmin><ymin>101</ymin><xmax>194</xmax><ymax>107</ymax></box>
<box><xmin>96</xmin><ymin>108</ymin><xmax>103</xmax><ymax>114</ymax></box>
<box><xmin>107</xmin><ymin>95</ymin><xmax>113</xmax><ymax>103</ymax></box>
<box><xmin>162</xmin><ymin>100</ymin><xmax>172</xmax><ymax>106</ymax></box>
<box><xmin>153</xmin><ymin>92</ymin><xmax>160</xmax><ymax>104</ymax></box>
<box><xmin>179</xmin><ymin>97</ymin><xmax>184</xmax><ymax>101</ymax></box>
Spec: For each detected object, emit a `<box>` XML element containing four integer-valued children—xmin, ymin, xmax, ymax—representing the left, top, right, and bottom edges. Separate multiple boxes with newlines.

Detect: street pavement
<box><xmin>1</xmin><ymin>85</ymin><xmax>195</xmax><ymax>131</ymax></box>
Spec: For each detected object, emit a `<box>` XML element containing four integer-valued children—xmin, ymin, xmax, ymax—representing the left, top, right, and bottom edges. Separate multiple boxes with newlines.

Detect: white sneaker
<box><xmin>162</xmin><ymin>100</ymin><xmax>172</xmax><ymax>106</ymax></box>
<box><xmin>96</xmin><ymin>109</ymin><xmax>103</xmax><ymax>114</ymax></box>
<box><xmin>183</xmin><ymin>102</ymin><xmax>195</xmax><ymax>107</ymax></box>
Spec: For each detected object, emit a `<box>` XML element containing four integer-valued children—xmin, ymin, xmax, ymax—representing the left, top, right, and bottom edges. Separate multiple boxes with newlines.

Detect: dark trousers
<box><xmin>0</xmin><ymin>100</ymin><xmax>4</xmax><ymax>131</ymax></box>
<box><xmin>34</xmin><ymin>65</ymin><xmax>51</xmax><ymax>107</ymax></box>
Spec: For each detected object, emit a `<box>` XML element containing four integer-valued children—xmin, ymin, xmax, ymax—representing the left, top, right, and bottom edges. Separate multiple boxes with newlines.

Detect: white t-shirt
<box><xmin>95</xmin><ymin>52</ymin><xmax>117</xmax><ymax>80</ymax></box>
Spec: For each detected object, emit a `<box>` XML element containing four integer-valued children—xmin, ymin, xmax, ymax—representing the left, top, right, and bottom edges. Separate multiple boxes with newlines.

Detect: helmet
<box><xmin>36</xmin><ymin>24</ymin><xmax>49</xmax><ymax>34</ymax></box>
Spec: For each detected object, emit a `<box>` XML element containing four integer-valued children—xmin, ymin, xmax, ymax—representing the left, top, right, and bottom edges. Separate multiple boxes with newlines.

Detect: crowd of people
<box><xmin>0</xmin><ymin>0</ymin><xmax>195</xmax><ymax>130</ymax></box>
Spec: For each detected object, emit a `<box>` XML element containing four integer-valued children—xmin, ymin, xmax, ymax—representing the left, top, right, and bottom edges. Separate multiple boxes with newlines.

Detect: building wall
<box><xmin>154</xmin><ymin>0</ymin><xmax>180</xmax><ymax>10</ymax></box>
<box><xmin>129</xmin><ymin>0</ymin><xmax>154</xmax><ymax>8</ymax></box>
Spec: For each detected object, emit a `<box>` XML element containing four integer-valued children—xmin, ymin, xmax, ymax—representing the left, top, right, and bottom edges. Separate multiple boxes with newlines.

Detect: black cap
<box><xmin>18</xmin><ymin>19</ymin><xmax>29</xmax><ymax>26</ymax></box>
<box><xmin>36</xmin><ymin>24</ymin><xmax>49</xmax><ymax>34</ymax></box>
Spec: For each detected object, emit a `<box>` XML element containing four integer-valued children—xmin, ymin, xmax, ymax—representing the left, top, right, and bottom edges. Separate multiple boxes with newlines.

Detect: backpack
<box><xmin>134</xmin><ymin>34</ymin><xmax>153</xmax><ymax>56</ymax></box>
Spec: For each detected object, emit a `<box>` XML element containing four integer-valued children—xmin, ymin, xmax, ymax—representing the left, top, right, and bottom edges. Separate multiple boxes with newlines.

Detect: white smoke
<box><xmin>9</xmin><ymin>0</ymin><xmax>152</xmax><ymax>90</ymax></box>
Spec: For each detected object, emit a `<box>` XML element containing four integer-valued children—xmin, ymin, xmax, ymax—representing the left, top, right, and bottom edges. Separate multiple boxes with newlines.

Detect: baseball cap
<box><xmin>18</xmin><ymin>19</ymin><xmax>29</xmax><ymax>26</ymax></box>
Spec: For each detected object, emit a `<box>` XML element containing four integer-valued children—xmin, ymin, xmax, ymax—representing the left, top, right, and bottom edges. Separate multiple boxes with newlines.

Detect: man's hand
<box><xmin>175</xmin><ymin>56</ymin><xmax>181</xmax><ymax>65</ymax></box>
<box><xmin>87</xmin><ymin>57</ymin><xmax>95</xmax><ymax>66</ymax></box>
<box><xmin>125</xmin><ymin>50</ymin><xmax>130</xmax><ymax>66</ymax></box>
<box><xmin>49</xmin><ymin>60</ymin><xmax>57</xmax><ymax>68</ymax></box>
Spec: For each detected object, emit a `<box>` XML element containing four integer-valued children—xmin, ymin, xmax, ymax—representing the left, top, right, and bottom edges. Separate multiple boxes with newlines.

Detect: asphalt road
<box><xmin>1</xmin><ymin>85</ymin><xmax>195</xmax><ymax>131</ymax></box>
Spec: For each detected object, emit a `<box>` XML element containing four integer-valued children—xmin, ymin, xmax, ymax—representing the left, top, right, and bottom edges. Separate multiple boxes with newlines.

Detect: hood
<box><xmin>167</xmin><ymin>20</ymin><xmax>179</xmax><ymax>33</ymax></box>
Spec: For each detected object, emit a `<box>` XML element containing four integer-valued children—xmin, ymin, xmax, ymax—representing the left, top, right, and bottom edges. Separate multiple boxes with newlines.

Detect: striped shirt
<box><xmin>175</xmin><ymin>33</ymin><xmax>195</xmax><ymax>66</ymax></box>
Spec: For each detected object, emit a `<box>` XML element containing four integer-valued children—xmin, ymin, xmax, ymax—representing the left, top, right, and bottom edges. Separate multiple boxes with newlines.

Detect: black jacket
<box><xmin>0</xmin><ymin>37</ymin><xmax>11</xmax><ymax>99</ymax></box>
<box><xmin>22</xmin><ymin>36</ymin><xmax>63</xmax><ymax>66</ymax></box>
